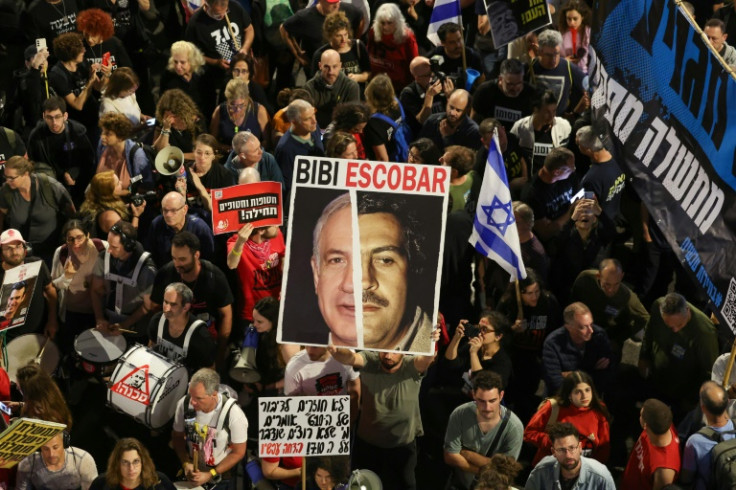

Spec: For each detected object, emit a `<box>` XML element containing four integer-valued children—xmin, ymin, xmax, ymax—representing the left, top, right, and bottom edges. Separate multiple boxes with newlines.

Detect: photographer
<box><xmin>79</xmin><ymin>171</ymin><xmax>145</xmax><ymax>237</ymax></box>
<box><xmin>444</xmin><ymin>311</ymin><xmax>512</xmax><ymax>391</ymax></box>
<box><xmin>429</xmin><ymin>23</ymin><xmax>483</xmax><ymax>92</ymax></box>
<box><xmin>399</xmin><ymin>56</ymin><xmax>455</xmax><ymax>133</ymax></box>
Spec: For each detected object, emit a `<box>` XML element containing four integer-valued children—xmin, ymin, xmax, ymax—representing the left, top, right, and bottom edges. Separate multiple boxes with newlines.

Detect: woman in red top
<box><xmin>524</xmin><ymin>370</ymin><xmax>611</xmax><ymax>466</ymax></box>
<box><xmin>367</xmin><ymin>3</ymin><xmax>418</xmax><ymax>93</ymax></box>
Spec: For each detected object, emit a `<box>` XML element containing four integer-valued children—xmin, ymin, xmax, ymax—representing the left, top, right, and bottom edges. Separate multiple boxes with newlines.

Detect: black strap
<box><xmin>484</xmin><ymin>410</ymin><xmax>511</xmax><ymax>457</ymax></box>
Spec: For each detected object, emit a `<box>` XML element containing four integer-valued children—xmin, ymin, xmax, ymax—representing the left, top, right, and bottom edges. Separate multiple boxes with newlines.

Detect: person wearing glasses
<box><xmin>184</xmin><ymin>134</ymin><xmax>235</xmax><ymax>217</ymax></box>
<box><xmin>443</xmin><ymin>371</ymin><xmax>523</xmax><ymax>490</ymax></box>
<box><xmin>525</xmin><ymin>422</ymin><xmax>615</xmax><ymax>490</ymax></box>
<box><xmin>210</xmin><ymin>78</ymin><xmax>269</xmax><ymax>153</ymax></box>
<box><xmin>224</xmin><ymin>131</ymin><xmax>284</xmax><ymax>187</ymax></box>
<box><xmin>144</xmin><ymin>191</ymin><xmax>215</xmax><ymax>267</ymax></box>
<box><xmin>89</xmin><ymin>437</ymin><xmax>175</xmax><ymax>490</ymax></box>
<box><xmin>444</xmin><ymin>311</ymin><xmax>513</xmax><ymax>390</ymax></box>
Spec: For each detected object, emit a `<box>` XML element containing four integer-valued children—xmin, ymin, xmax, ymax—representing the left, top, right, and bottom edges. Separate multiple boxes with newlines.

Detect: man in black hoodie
<box><xmin>305</xmin><ymin>49</ymin><xmax>360</xmax><ymax>128</ymax></box>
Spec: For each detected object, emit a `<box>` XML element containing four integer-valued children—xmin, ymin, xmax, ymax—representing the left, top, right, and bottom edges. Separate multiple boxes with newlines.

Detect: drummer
<box><xmin>147</xmin><ymin>282</ymin><xmax>216</xmax><ymax>375</ymax></box>
<box><xmin>90</xmin><ymin>221</ymin><xmax>156</xmax><ymax>341</ymax></box>
<box><xmin>0</xmin><ymin>229</ymin><xmax>59</xmax><ymax>342</ymax></box>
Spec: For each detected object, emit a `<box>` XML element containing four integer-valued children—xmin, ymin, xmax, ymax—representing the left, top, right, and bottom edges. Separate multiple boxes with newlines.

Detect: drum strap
<box><xmin>157</xmin><ymin>317</ymin><xmax>207</xmax><ymax>360</ymax></box>
<box><xmin>104</xmin><ymin>252</ymin><xmax>151</xmax><ymax>315</ymax></box>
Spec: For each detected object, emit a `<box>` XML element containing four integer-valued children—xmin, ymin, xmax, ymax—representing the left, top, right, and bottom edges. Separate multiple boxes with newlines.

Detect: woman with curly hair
<box><xmin>475</xmin><ymin>454</ymin><xmax>523</xmax><ymax>490</ymax></box>
<box><xmin>363</xmin><ymin>74</ymin><xmax>400</xmax><ymax>161</ymax></box>
<box><xmin>524</xmin><ymin>370</ymin><xmax>611</xmax><ymax>466</ymax></box>
<box><xmin>324</xmin><ymin>102</ymin><xmax>369</xmax><ymax>158</ymax></box>
<box><xmin>96</xmin><ymin>113</ymin><xmax>154</xmax><ymax>191</ymax></box>
<box><xmin>210</xmin><ymin>78</ymin><xmax>269</xmax><ymax>151</ymax></box>
<box><xmin>89</xmin><ymin>438</ymin><xmax>175</xmax><ymax>490</ymax></box>
<box><xmin>325</xmin><ymin>131</ymin><xmax>358</xmax><ymax>159</ymax></box>
<box><xmin>76</xmin><ymin>8</ymin><xmax>132</xmax><ymax>73</ymax></box>
<box><xmin>160</xmin><ymin>41</ymin><xmax>206</xmax><ymax>112</ymax></box>
<box><xmin>49</xmin><ymin>32</ymin><xmax>104</xmax><ymax>136</ymax></box>
<box><xmin>80</xmin><ymin>170</ymin><xmax>139</xmax><ymax>236</ymax></box>
<box><xmin>312</xmin><ymin>12</ymin><xmax>371</xmax><ymax>86</ymax></box>
<box><xmin>100</xmin><ymin>67</ymin><xmax>148</xmax><ymax>126</ymax></box>
<box><xmin>15</xmin><ymin>364</ymin><xmax>73</xmax><ymax>429</ymax></box>
<box><xmin>367</xmin><ymin>3</ymin><xmax>418</xmax><ymax>92</ymax></box>
<box><xmin>153</xmin><ymin>89</ymin><xmax>205</xmax><ymax>160</ymax></box>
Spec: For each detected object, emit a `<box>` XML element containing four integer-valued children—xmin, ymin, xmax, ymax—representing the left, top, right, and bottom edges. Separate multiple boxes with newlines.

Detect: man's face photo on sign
<box><xmin>4</xmin><ymin>283</ymin><xmax>26</xmax><ymax>320</ymax></box>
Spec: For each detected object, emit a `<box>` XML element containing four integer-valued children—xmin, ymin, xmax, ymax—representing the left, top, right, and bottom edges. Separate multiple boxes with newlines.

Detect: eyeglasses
<box><xmin>121</xmin><ymin>459</ymin><xmax>142</xmax><ymax>467</ymax></box>
<box><xmin>66</xmin><ymin>234</ymin><xmax>86</xmax><ymax>244</ymax></box>
<box><xmin>227</xmin><ymin>103</ymin><xmax>246</xmax><ymax>111</ymax></box>
<box><xmin>162</xmin><ymin>204</ymin><xmax>186</xmax><ymax>215</ymax></box>
<box><xmin>232</xmin><ymin>68</ymin><xmax>249</xmax><ymax>76</ymax></box>
<box><xmin>4</xmin><ymin>173</ymin><xmax>22</xmax><ymax>182</ymax></box>
<box><xmin>553</xmin><ymin>444</ymin><xmax>580</xmax><ymax>455</ymax></box>
<box><xmin>195</xmin><ymin>149</ymin><xmax>214</xmax><ymax>157</ymax></box>
<box><xmin>479</xmin><ymin>326</ymin><xmax>495</xmax><ymax>334</ymax></box>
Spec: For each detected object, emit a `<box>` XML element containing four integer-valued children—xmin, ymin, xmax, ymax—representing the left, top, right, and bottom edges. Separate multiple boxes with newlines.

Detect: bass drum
<box><xmin>107</xmin><ymin>344</ymin><xmax>188</xmax><ymax>429</ymax></box>
<box><xmin>6</xmin><ymin>334</ymin><xmax>60</xmax><ymax>384</ymax></box>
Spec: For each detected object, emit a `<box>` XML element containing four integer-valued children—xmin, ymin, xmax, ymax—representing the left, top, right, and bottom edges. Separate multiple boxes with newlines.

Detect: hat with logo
<box><xmin>0</xmin><ymin>229</ymin><xmax>26</xmax><ymax>246</ymax></box>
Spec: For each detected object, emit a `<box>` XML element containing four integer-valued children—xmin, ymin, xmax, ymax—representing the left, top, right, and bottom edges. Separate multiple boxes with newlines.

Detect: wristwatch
<box><xmin>210</xmin><ymin>468</ymin><xmax>222</xmax><ymax>483</ymax></box>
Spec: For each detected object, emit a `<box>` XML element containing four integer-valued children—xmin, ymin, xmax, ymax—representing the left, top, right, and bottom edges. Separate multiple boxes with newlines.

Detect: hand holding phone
<box><xmin>102</xmin><ymin>52</ymin><xmax>111</xmax><ymax>67</ymax></box>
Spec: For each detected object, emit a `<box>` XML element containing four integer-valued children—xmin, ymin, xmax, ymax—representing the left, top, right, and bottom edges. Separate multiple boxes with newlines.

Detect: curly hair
<box><xmin>325</xmin><ymin>131</ymin><xmax>356</xmax><ymax>158</ymax></box>
<box><xmin>373</xmin><ymin>3</ymin><xmax>410</xmax><ymax>44</ymax></box>
<box><xmin>53</xmin><ymin>32</ymin><xmax>85</xmax><ymax>63</ymax></box>
<box><xmin>331</xmin><ymin>102</ymin><xmax>370</xmax><ymax>131</ymax></box>
<box><xmin>323</xmin><ymin>11</ymin><xmax>352</xmax><ymax>42</ymax></box>
<box><xmin>554</xmin><ymin>370</ymin><xmax>611</xmax><ymax>420</ymax></box>
<box><xmin>155</xmin><ymin>89</ymin><xmax>202</xmax><ymax>135</ymax></box>
<box><xmin>408</xmin><ymin>138</ymin><xmax>441</xmax><ymax>166</ymax></box>
<box><xmin>105</xmin><ymin>438</ymin><xmax>160</xmax><ymax>489</ymax></box>
<box><xmin>76</xmin><ymin>8</ymin><xmax>115</xmax><ymax>40</ymax></box>
<box><xmin>167</xmin><ymin>41</ymin><xmax>205</xmax><ymax>75</ymax></box>
<box><xmin>443</xmin><ymin>145</ymin><xmax>476</xmax><ymax>175</ymax></box>
<box><xmin>558</xmin><ymin>0</ymin><xmax>592</xmax><ymax>36</ymax></box>
<box><xmin>364</xmin><ymin>74</ymin><xmax>397</xmax><ymax>115</ymax></box>
<box><xmin>475</xmin><ymin>454</ymin><xmax>522</xmax><ymax>490</ymax></box>
<box><xmin>99</xmin><ymin>112</ymin><xmax>134</xmax><ymax>139</ymax></box>
<box><xmin>16</xmin><ymin>364</ymin><xmax>73</xmax><ymax>429</ymax></box>
<box><xmin>80</xmin><ymin>170</ymin><xmax>131</xmax><ymax>221</ymax></box>
<box><xmin>104</xmin><ymin>67</ymin><xmax>139</xmax><ymax>99</ymax></box>
<box><xmin>230</xmin><ymin>53</ymin><xmax>255</xmax><ymax>81</ymax></box>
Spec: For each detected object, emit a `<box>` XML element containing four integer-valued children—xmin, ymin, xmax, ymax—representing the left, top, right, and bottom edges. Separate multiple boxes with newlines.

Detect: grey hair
<box><xmin>576</xmin><ymin>126</ymin><xmax>605</xmax><ymax>152</ymax></box>
<box><xmin>286</xmin><ymin>99</ymin><xmax>313</xmax><ymax>123</ymax></box>
<box><xmin>373</xmin><ymin>3</ymin><xmax>409</xmax><ymax>44</ymax></box>
<box><xmin>660</xmin><ymin>292</ymin><xmax>689</xmax><ymax>316</ymax></box>
<box><xmin>563</xmin><ymin>302</ymin><xmax>591</xmax><ymax>325</ymax></box>
<box><xmin>231</xmin><ymin>130</ymin><xmax>259</xmax><ymax>153</ymax></box>
<box><xmin>538</xmin><ymin>29</ymin><xmax>563</xmax><ymax>49</ymax></box>
<box><xmin>238</xmin><ymin>167</ymin><xmax>261</xmax><ymax>184</ymax></box>
<box><xmin>164</xmin><ymin>282</ymin><xmax>194</xmax><ymax>306</ymax></box>
<box><xmin>190</xmin><ymin>368</ymin><xmax>220</xmax><ymax>395</ymax></box>
<box><xmin>312</xmin><ymin>193</ymin><xmax>351</xmax><ymax>269</ymax></box>
<box><xmin>163</xmin><ymin>191</ymin><xmax>186</xmax><ymax>208</ymax></box>
<box><xmin>512</xmin><ymin>201</ymin><xmax>534</xmax><ymax>228</ymax></box>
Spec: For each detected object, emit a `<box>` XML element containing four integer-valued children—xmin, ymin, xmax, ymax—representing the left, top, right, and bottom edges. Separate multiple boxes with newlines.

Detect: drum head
<box><xmin>149</xmin><ymin>364</ymin><xmax>188</xmax><ymax>428</ymax></box>
<box><xmin>74</xmin><ymin>329</ymin><xmax>127</xmax><ymax>363</ymax></box>
<box><xmin>6</xmin><ymin>334</ymin><xmax>60</xmax><ymax>384</ymax></box>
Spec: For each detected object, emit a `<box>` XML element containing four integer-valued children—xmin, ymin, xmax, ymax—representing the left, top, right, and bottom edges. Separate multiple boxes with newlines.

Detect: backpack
<box><xmin>370</xmin><ymin>98</ymin><xmax>412</xmax><ymax>162</ymax></box>
<box><xmin>183</xmin><ymin>391</ymin><xmax>237</xmax><ymax>448</ymax></box>
<box><xmin>0</xmin><ymin>173</ymin><xmax>58</xmax><ymax>213</ymax></box>
<box><xmin>697</xmin><ymin>422</ymin><xmax>736</xmax><ymax>489</ymax></box>
<box><xmin>128</xmin><ymin>141</ymin><xmax>157</xmax><ymax>188</ymax></box>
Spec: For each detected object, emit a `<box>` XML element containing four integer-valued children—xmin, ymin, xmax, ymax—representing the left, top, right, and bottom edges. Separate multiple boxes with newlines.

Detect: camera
<box><xmin>429</xmin><ymin>55</ymin><xmax>447</xmax><ymax>85</ymax></box>
<box><xmin>123</xmin><ymin>175</ymin><xmax>157</xmax><ymax>207</ymax></box>
<box><xmin>464</xmin><ymin>324</ymin><xmax>481</xmax><ymax>338</ymax></box>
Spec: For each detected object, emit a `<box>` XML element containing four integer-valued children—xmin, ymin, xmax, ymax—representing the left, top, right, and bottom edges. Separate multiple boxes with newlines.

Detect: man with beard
<box><xmin>16</xmin><ymin>432</ymin><xmax>98</xmax><ymax>489</ymax></box>
<box><xmin>0</xmin><ymin>229</ymin><xmax>58</xmax><ymax>341</ymax></box>
<box><xmin>148</xmin><ymin>282</ymin><xmax>216</xmax><ymax>374</ymax></box>
<box><xmin>0</xmin><ymin>281</ymin><xmax>27</xmax><ymax>330</ymax></box>
<box><xmin>151</xmin><ymin>232</ymin><xmax>233</xmax><ymax>369</ymax></box>
<box><xmin>330</xmin><ymin>329</ymin><xmax>439</xmax><ymax>490</ymax></box>
<box><xmin>525</xmin><ymin>422</ymin><xmax>615</xmax><ymax>489</ymax></box>
<box><xmin>305</xmin><ymin>49</ymin><xmax>360</xmax><ymax>128</ymax></box>
<box><xmin>419</xmin><ymin>89</ymin><xmax>480</xmax><ymax>152</ymax></box>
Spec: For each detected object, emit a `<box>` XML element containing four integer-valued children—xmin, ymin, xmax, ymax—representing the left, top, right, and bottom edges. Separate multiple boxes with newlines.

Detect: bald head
<box><xmin>700</xmin><ymin>381</ymin><xmax>728</xmax><ymax>417</ymax></box>
<box><xmin>162</xmin><ymin>192</ymin><xmax>188</xmax><ymax>229</ymax></box>
<box><xmin>410</xmin><ymin>56</ymin><xmax>430</xmax><ymax>75</ymax></box>
<box><xmin>320</xmin><ymin>49</ymin><xmax>342</xmax><ymax>85</ymax></box>
<box><xmin>445</xmin><ymin>89</ymin><xmax>470</xmax><ymax>126</ymax></box>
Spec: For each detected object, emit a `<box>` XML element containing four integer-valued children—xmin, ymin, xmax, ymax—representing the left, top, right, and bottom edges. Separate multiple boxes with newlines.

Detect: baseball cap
<box><xmin>324</xmin><ymin>0</ymin><xmax>339</xmax><ymax>4</ymax></box>
<box><xmin>0</xmin><ymin>229</ymin><xmax>26</xmax><ymax>246</ymax></box>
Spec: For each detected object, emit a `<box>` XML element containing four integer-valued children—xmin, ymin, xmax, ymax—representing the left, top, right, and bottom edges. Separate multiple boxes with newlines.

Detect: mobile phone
<box><xmin>101</xmin><ymin>52</ymin><xmax>111</xmax><ymax>67</ymax></box>
<box><xmin>464</xmin><ymin>324</ymin><xmax>480</xmax><ymax>338</ymax></box>
<box><xmin>569</xmin><ymin>188</ymin><xmax>585</xmax><ymax>203</ymax></box>
<box><xmin>0</xmin><ymin>401</ymin><xmax>11</xmax><ymax>416</ymax></box>
<box><xmin>146</xmin><ymin>118</ymin><xmax>156</xmax><ymax>127</ymax></box>
<box><xmin>35</xmin><ymin>38</ymin><xmax>47</xmax><ymax>51</ymax></box>
<box><xmin>584</xmin><ymin>191</ymin><xmax>595</xmax><ymax>200</ymax></box>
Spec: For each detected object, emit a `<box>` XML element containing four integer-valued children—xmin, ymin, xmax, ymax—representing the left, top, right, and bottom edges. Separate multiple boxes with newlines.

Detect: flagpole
<box><xmin>460</xmin><ymin>22</ymin><xmax>467</xmax><ymax>72</ymax></box>
<box><xmin>514</xmin><ymin>280</ymin><xmax>524</xmax><ymax>321</ymax></box>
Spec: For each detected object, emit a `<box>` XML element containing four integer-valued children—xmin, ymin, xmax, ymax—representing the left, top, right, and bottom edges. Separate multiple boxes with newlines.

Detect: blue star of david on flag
<box><xmin>468</xmin><ymin>132</ymin><xmax>527</xmax><ymax>281</ymax></box>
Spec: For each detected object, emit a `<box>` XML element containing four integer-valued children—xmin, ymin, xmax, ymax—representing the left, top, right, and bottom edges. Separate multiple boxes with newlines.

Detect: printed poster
<box><xmin>211</xmin><ymin>182</ymin><xmax>283</xmax><ymax>235</ymax></box>
<box><xmin>0</xmin><ymin>261</ymin><xmax>41</xmax><ymax>333</ymax></box>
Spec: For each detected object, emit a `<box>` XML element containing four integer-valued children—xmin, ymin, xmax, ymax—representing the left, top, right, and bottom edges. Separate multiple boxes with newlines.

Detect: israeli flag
<box><xmin>469</xmin><ymin>133</ymin><xmax>527</xmax><ymax>281</ymax></box>
<box><xmin>427</xmin><ymin>0</ymin><xmax>462</xmax><ymax>46</ymax></box>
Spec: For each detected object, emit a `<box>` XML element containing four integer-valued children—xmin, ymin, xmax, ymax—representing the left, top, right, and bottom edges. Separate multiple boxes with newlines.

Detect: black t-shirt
<box><xmin>498</xmin><ymin>291</ymin><xmax>561</xmax><ymax>353</ymax></box>
<box><xmin>580</xmin><ymin>159</ymin><xmax>626</xmax><ymax>221</ymax></box>
<box><xmin>85</xmin><ymin>0</ymin><xmax>139</xmax><ymax>43</ymax></box>
<box><xmin>185</xmin><ymin>162</ymin><xmax>235</xmax><ymax>211</ymax></box>
<box><xmin>147</xmin><ymin>312</ymin><xmax>216</xmax><ymax>374</ymax></box>
<box><xmin>0</xmin><ymin>256</ymin><xmax>52</xmax><ymax>342</ymax></box>
<box><xmin>474</xmin><ymin>133</ymin><xmax>525</xmax><ymax>184</ymax></box>
<box><xmin>84</xmin><ymin>37</ymin><xmax>132</xmax><ymax>73</ymax></box>
<box><xmin>531</xmin><ymin>127</ymin><xmax>554</xmax><ymax>176</ymax></box>
<box><xmin>160</xmin><ymin>71</ymin><xmax>205</xmax><ymax>115</ymax></box>
<box><xmin>471</xmin><ymin>81</ymin><xmax>535</xmax><ymax>131</ymax></box>
<box><xmin>521</xmin><ymin>174</ymin><xmax>579</xmax><ymax>221</ymax></box>
<box><xmin>528</xmin><ymin>58</ymin><xmax>586</xmax><ymax>116</ymax></box>
<box><xmin>282</xmin><ymin>3</ymin><xmax>362</xmax><ymax>61</ymax></box>
<box><xmin>311</xmin><ymin>40</ymin><xmax>370</xmax><ymax>79</ymax></box>
<box><xmin>48</xmin><ymin>61</ymin><xmax>99</xmax><ymax>130</ymax></box>
<box><xmin>364</xmin><ymin>111</ymin><xmax>397</xmax><ymax>161</ymax></box>
<box><xmin>25</xmin><ymin>0</ymin><xmax>78</xmax><ymax>42</ymax></box>
<box><xmin>429</xmin><ymin>46</ymin><xmax>482</xmax><ymax>87</ymax></box>
<box><xmin>185</xmin><ymin>2</ymin><xmax>252</xmax><ymax>61</ymax></box>
<box><xmin>151</xmin><ymin>260</ymin><xmax>234</xmax><ymax>330</ymax></box>
<box><xmin>399</xmin><ymin>81</ymin><xmax>447</xmax><ymax>135</ymax></box>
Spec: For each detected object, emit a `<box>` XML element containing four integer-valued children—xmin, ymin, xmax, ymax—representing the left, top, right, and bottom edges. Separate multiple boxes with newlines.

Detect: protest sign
<box><xmin>485</xmin><ymin>0</ymin><xmax>551</xmax><ymax>49</ymax></box>
<box><xmin>0</xmin><ymin>418</ymin><xmax>66</xmax><ymax>467</ymax></box>
<box><xmin>590</xmin><ymin>0</ymin><xmax>736</xmax><ymax>332</ymax></box>
<box><xmin>277</xmin><ymin>157</ymin><xmax>449</xmax><ymax>355</ymax></box>
<box><xmin>0</xmin><ymin>261</ymin><xmax>41</xmax><ymax>333</ymax></box>
<box><xmin>258</xmin><ymin>396</ymin><xmax>350</xmax><ymax>458</ymax></box>
<box><xmin>211</xmin><ymin>182</ymin><xmax>282</xmax><ymax>235</ymax></box>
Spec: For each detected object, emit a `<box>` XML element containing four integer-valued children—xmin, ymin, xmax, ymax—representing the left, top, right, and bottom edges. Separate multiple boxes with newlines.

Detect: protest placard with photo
<box><xmin>485</xmin><ymin>0</ymin><xmax>551</xmax><ymax>49</ymax></box>
<box><xmin>0</xmin><ymin>261</ymin><xmax>41</xmax><ymax>333</ymax></box>
<box><xmin>210</xmin><ymin>182</ymin><xmax>283</xmax><ymax>235</ymax></box>
<box><xmin>278</xmin><ymin>157</ymin><xmax>449</xmax><ymax>355</ymax></box>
